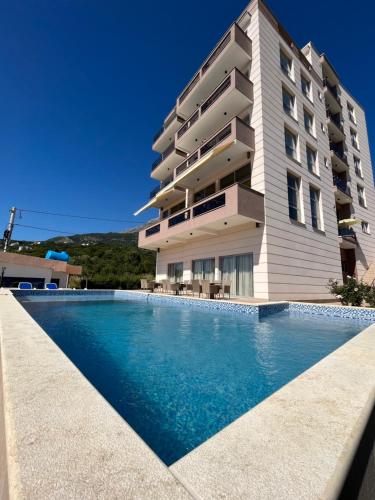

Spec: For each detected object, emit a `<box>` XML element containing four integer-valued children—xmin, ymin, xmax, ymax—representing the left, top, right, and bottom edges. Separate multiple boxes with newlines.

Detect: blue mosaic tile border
<box><xmin>289</xmin><ymin>302</ymin><xmax>375</xmax><ymax>321</ymax></box>
<box><xmin>12</xmin><ymin>290</ymin><xmax>375</xmax><ymax>322</ymax></box>
<box><xmin>114</xmin><ymin>291</ymin><xmax>260</xmax><ymax>315</ymax></box>
<box><xmin>12</xmin><ymin>289</ymin><xmax>115</xmax><ymax>302</ymax></box>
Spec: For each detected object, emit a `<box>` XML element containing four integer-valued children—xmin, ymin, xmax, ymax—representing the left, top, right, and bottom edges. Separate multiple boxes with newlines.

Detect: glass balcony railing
<box><xmin>338</xmin><ymin>226</ymin><xmax>356</xmax><ymax>240</ymax></box>
<box><xmin>333</xmin><ymin>176</ymin><xmax>351</xmax><ymax>197</ymax></box>
<box><xmin>145</xmin><ymin>224</ymin><xmax>160</xmax><ymax>237</ymax></box>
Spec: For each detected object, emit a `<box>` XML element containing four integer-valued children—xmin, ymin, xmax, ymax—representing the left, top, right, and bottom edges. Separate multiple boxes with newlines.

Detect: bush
<box><xmin>365</xmin><ymin>287</ymin><xmax>375</xmax><ymax>308</ymax></box>
<box><xmin>327</xmin><ymin>277</ymin><xmax>369</xmax><ymax>306</ymax></box>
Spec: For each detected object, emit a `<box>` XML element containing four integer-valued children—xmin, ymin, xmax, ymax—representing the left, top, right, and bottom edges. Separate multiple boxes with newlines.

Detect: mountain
<box><xmin>46</xmin><ymin>222</ymin><xmax>155</xmax><ymax>246</ymax></box>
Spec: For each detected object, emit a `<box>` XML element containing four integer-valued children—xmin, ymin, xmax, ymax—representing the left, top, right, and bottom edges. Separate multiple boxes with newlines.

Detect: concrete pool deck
<box><xmin>0</xmin><ymin>289</ymin><xmax>375</xmax><ymax>499</ymax></box>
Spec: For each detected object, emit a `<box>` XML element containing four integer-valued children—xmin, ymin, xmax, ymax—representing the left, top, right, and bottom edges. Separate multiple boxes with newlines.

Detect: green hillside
<box><xmin>7</xmin><ymin>231</ymin><xmax>156</xmax><ymax>289</ymax></box>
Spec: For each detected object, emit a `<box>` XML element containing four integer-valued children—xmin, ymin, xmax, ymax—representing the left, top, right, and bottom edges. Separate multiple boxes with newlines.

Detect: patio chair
<box><xmin>184</xmin><ymin>281</ymin><xmax>193</xmax><ymax>295</ymax></box>
<box><xmin>45</xmin><ymin>283</ymin><xmax>58</xmax><ymax>290</ymax></box>
<box><xmin>201</xmin><ymin>280</ymin><xmax>221</xmax><ymax>299</ymax></box>
<box><xmin>191</xmin><ymin>280</ymin><xmax>201</xmax><ymax>297</ymax></box>
<box><xmin>169</xmin><ymin>283</ymin><xmax>180</xmax><ymax>295</ymax></box>
<box><xmin>140</xmin><ymin>279</ymin><xmax>154</xmax><ymax>291</ymax></box>
<box><xmin>161</xmin><ymin>280</ymin><xmax>169</xmax><ymax>293</ymax></box>
<box><xmin>221</xmin><ymin>280</ymin><xmax>231</xmax><ymax>299</ymax></box>
<box><xmin>18</xmin><ymin>282</ymin><xmax>33</xmax><ymax>290</ymax></box>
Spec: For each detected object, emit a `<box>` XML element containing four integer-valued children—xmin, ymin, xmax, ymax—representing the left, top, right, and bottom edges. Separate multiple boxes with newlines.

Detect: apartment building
<box><xmin>135</xmin><ymin>0</ymin><xmax>375</xmax><ymax>301</ymax></box>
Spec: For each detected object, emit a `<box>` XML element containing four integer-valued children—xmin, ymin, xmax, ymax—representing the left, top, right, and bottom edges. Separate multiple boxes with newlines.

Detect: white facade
<box><xmin>137</xmin><ymin>0</ymin><xmax>375</xmax><ymax>301</ymax></box>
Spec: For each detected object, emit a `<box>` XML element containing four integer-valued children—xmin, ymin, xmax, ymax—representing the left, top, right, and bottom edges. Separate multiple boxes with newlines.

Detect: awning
<box><xmin>134</xmin><ymin>140</ymin><xmax>235</xmax><ymax>216</ymax></box>
<box><xmin>338</xmin><ymin>218</ymin><xmax>362</xmax><ymax>227</ymax></box>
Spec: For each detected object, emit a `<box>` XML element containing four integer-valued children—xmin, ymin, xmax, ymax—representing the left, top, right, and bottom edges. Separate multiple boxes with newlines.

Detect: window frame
<box><xmin>282</xmin><ymin>85</ymin><xmax>296</xmax><ymax>119</ymax></box>
<box><xmin>309</xmin><ymin>185</ymin><xmax>322</xmax><ymax>230</ymax></box>
<box><xmin>287</xmin><ymin>172</ymin><xmax>302</xmax><ymax>222</ymax></box>
<box><xmin>167</xmin><ymin>262</ymin><xmax>183</xmax><ymax>283</ymax></box>
<box><xmin>303</xmin><ymin>107</ymin><xmax>315</xmax><ymax>137</ymax></box>
<box><xmin>306</xmin><ymin>145</ymin><xmax>318</xmax><ymax>175</ymax></box>
<box><xmin>361</xmin><ymin>221</ymin><xmax>370</xmax><ymax>234</ymax></box>
<box><xmin>284</xmin><ymin>126</ymin><xmax>299</xmax><ymax>161</ymax></box>
<box><xmin>301</xmin><ymin>73</ymin><xmax>312</xmax><ymax>102</ymax></box>
<box><xmin>357</xmin><ymin>184</ymin><xmax>367</xmax><ymax>208</ymax></box>
<box><xmin>280</xmin><ymin>48</ymin><xmax>294</xmax><ymax>80</ymax></box>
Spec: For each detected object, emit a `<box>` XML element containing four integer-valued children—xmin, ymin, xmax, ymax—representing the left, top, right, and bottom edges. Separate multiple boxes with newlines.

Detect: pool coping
<box><xmin>1</xmin><ymin>289</ymin><xmax>375</xmax><ymax>499</ymax></box>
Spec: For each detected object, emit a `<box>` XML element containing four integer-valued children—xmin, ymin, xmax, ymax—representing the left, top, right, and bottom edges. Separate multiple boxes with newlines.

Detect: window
<box><xmin>282</xmin><ymin>87</ymin><xmax>296</xmax><ymax>118</ymax></box>
<box><xmin>194</xmin><ymin>183</ymin><xmax>215</xmax><ymax>203</ymax></box>
<box><xmin>167</xmin><ymin>262</ymin><xmax>183</xmax><ymax>283</ymax></box>
<box><xmin>304</xmin><ymin>108</ymin><xmax>315</xmax><ymax>136</ymax></box>
<box><xmin>309</xmin><ymin>186</ymin><xmax>321</xmax><ymax>230</ymax></box>
<box><xmin>301</xmin><ymin>74</ymin><xmax>312</xmax><ymax>101</ymax></box>
<box><xmin>284</xmin><ymin>127</ymin><xmax>298</xmax><ymax>160</ymax></box>
<box><xmin>347</xmin><ymin>102</ymin><xmax>356</xmax><ymax>124</ymax></box>
<box><xmin>306</xmin><ymin>146</ymin><xmax>318</xmax><ymax>174</ymax></box>
<box><xmin>170</xmin><ymin>200</ymin><xmax>185</xmax><ymax>215</ymax></box>
<box><xmin>219</xmin><ymin>163</ymin><xmax>251</xmax><ymax>190</ymax></box>
<box><xmin>320</xmin><ymin>122</ymin><xmax>326</xmax><ymax>134</ymax></box>
<box><xmin>287</xmin><ymin>172</ymin><xmax>301</xmax><ymax>221</ymax></box>
<box><xmin>362</xmin><ymin>221</ymin><xmax>370</xmax><ymax>234</ymax></box>
<box><xmin>324</xmin><ymin>156</ymin><xmax>329</xmax><ymax>169</ymax></box>
<box><xmin>357</xmin><ymin>184</ymin><xmax>366</xmax><ymax>208</ymax></box>
<box><xmin>280</xmin><ymin>49</ymin><xmax>293</xmax><ymax>79</ymax></box>
<box><xmin>192</xmin><ymin>258</ymin><xmax>215</xmax><ymax>281</ymax></box>
<box><xmin>318</xmin><ymin>90</ymin><xmax>323</xmax><ymax>101</ymax></box>
<box><xmin>350</xmin><ymin>128</ymin><xmax>359</xmax><ymax>150</ymax></box>
<box><xmin>353</xmin><ymin>156</ymin><xmax>363</xmax><ymax>178</ymax></box>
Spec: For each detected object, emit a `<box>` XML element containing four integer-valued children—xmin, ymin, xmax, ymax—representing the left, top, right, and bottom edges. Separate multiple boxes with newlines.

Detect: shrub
<box><xmin>365</xmin><ymin>287</ymin><xmax>375</xmax><ymax>308</ymax></box>
<box><xmin>327</xmin><ymin>276</ymin><xmax>369</xmax><ymax>307</ymax></box>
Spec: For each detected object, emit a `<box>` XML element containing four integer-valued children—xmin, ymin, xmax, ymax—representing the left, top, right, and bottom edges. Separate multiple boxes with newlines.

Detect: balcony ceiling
<box><xmin>152</xmin><ymin>116</ymin><xmax>184</xmax><ymax>154</ymax></box>
<box><xmin>151</xmin><ymin>149</ymin><xmax>186</xmax><ymax>181</ymax></box>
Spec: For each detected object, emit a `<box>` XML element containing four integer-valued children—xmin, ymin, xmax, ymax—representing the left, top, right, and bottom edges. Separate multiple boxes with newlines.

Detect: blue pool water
<box><xmin>22</xmin><ymin>299</ymin><xmax>371</xmax><ymax>465</ymax></box>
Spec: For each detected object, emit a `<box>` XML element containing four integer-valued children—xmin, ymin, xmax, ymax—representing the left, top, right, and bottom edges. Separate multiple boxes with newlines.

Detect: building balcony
<box><xmin>176</xmin><ymin>23</ymin><xmax>252</xmax><ymax>119</ymax></box>
<box><xmin>333</xmin><ymin>176</ymin><xmax>352</xmax><ymax>204</ymax></box>
<box><xmin>330</xmin><ymin>147</ymin><xmax>349</xmax><ymax>173</ymax></box>
<box><xmin>139</xmin><ymin>182</ymin><xmax>264</xmax><ymax>250</ymax></box>
<box><xmin>151</xmin><ymin>142</ymin><xmax>187</xmax><ymax>180</ymax></box>
<box><xmin>153</xmin><ymin>108</ymin><xmax>185</xmax><ymax>153</ymax></box>
<box><xmin>338</xmin><ymin>226</ymin><xmax>357</xmax><ymax>249</ymax></box>
<box><xmin>138</xmin><ymin>117</ymin><xmax>255</xmax><ymax>213</ymax></box>
<box><xmin>326</xmin><ymin>112</ymin><xmax>345</xmax><ymax>142</ymax></box>
<box><xmin>175</xmin><ymin>68</ymin><xmax>253</xmax><ymax>153</ymax></box>
<box><xmin>323</xmin><ymin>77</ymin><xmax>342</xmax><ymax>115</ymax></box>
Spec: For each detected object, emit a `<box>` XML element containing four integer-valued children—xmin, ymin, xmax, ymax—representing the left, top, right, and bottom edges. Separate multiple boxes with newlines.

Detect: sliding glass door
<box><xmin>219</xmin><ymin>253</ymin><xmax>253</xmax><ymax>297</ymax></box>
<box><xmin>167</xmin><ymin>262</ymin><xmax>183</xmax><ymax>283</ymax></box>
<box><xmin>192</xmin><ymin>258</ymin><xmax>215</xmax><ymax>281</ymax></box>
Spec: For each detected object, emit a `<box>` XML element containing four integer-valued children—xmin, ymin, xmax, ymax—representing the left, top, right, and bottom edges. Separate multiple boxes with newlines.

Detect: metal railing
<box><xmin>177</xmin><ymin>110</ymin><xmax>199</xmax><ymax>139</ymax></box>
<box><xmin>201</xmin><ymin>123</ymin><xmax>232</xmax><ymax>156</ymax></box>
<box><xmin>323</xmin><ymin>77</ymin><xmax>341</xmax><ymax>106</ymax></box>
<box><xmin>202</xmin><ymin>31</ymin><xmax>231</xmax><ymax>75</ymax></box>
<box><xmin>327</xmin><ymin>111</ymin><xmax>344</xmax><ymax>133</ymax></box>
<box><xmin>178</xmin><ymin>72</ymin><xmax>200</xmax><ymax>105</ymax></box>
<box><xmin>149</xmin><ymin>174</ymin><xmax>174</xmax><ymax>199</ymax></box>
<box><xmin>330</xmin><ymin>145</ymin><xmax>348</xmax><ymax>164</ymax></box>
<box><xmin>201</xmin><ymin>75</ymin><xmax>231</xmax><ymax>114</ymax></box>
<box><xmin>175</xmin><ymin>151</ymin><xmax>199</xmax><ymax>177</ymax></box>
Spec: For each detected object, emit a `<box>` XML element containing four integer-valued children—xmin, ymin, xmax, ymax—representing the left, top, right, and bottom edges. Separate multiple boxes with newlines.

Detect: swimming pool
<box><xmin>22</xmin><ymin>297</ymin><xmax>371</xmax><ymax>465</ymax></box>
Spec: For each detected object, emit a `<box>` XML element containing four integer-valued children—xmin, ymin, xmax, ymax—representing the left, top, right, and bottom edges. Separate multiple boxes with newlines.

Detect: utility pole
<box><xmin>3</xmin><ymin>207</ymin><xmax>16</xmax><ymax>252</ymax></box>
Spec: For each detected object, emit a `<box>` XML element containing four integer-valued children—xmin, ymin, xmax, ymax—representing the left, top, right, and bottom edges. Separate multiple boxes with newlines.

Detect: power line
<box><xmin>17</xmin><ymin>208</ymin><xmax>148</xmax><ymax>224</ymax></box>
<box><xmin>14</xmin><ymin>224</ymin><xmax>77</xmax><ymax>235</ymax></box>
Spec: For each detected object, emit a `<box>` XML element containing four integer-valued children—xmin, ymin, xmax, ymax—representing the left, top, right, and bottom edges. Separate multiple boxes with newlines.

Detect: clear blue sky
<box><xmin>0</xmin><ymin>0</ymin><xmax>373</xmax><ymax>241</ymax></box>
